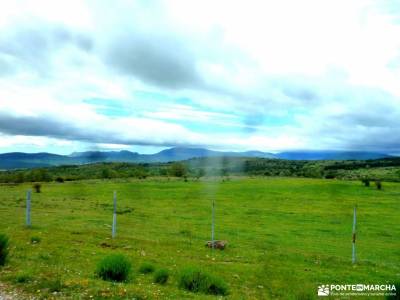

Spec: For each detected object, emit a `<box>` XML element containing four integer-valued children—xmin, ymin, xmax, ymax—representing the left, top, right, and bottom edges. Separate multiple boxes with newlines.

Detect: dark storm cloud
<box><xmin>0</xmin><ymin>113</ymin><xmax>95</xmax><ymax>141</ymax></box>
<box><xmin>105</xmin><ymin>33</ymin><xmax>202</xmax><ymax>89</ymax></box>
<box><xmin>0</xmin><ymin>112</ymin><xmax>193</xmax><ymax>147</ymax></box>
<box><xmin>337</xmin><ymin>111</ymin><xmax>398</xmax><ymax>127</ymax></box>
<box><xmin>0</xmin><ymin>20</ymin><xmax>93</xmax><ymax>75</ymax></box>
<box><xmin>308</xmin><ymin>97</ymin><xmax>400</xmax><ymax>151</ymax></box>
<box><xmin>320</xmin><ymin>125</ymin><xmax>400</xmax><ymax>152</ymax></box>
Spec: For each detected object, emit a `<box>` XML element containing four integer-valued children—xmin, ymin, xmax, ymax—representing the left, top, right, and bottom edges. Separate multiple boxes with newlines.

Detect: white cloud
<box><xmin>0</xmin><ymin>0</ymin><xmax>400</xmax><ymax>153</ymax></box>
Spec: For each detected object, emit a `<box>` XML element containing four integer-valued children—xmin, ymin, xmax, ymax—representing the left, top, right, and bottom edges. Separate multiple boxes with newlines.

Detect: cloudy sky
<box><xmin>1</xmin><ymin>0</ymin><xmax>400</xmax><ymax>154</ymax></box>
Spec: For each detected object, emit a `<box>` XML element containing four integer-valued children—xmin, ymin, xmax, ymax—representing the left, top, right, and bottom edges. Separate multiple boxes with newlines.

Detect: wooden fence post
<box><xmin>112</xmin><ymin>191</ymin><xmax>117</xmax><ymax>238</ymax></box>
<box><xmin>26</xmin><ymin>190</ymin><xmax>31</xmax><ymax>227</ymax></box>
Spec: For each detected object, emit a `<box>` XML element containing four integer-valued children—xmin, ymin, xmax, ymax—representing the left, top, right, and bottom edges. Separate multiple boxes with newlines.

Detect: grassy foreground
<box><xmin>0</xmin><ymin>177</ymin><xmax>399</xmax><ymax>299</ymax></box>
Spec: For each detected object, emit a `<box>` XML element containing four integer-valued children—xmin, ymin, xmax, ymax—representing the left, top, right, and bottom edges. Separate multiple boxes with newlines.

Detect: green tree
<box><xmin>170</xmin><ymin>163</ymin><xmax>186</xmax><ymax>177</ymax></box>
<box><xmin>196</xmin><ymin>168</ymin><xmax>205</xmax><ymax>179</ymax></box>
<box><xmin>28</xmin><ymin>169</ymin><xmax>52</xmax><ymax>182</ymax></box>
<box><xmin>101</xmin><ymin>168</ymin><xmax>117</xmax><ymax>179</ymax></box>
<box><xmin>13</xmin><ymin>172</ymin><xmax>25</xmax><ymax>183</ymax></box>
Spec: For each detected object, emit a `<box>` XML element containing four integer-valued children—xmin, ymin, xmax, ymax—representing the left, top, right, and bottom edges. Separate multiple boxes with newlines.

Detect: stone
<box><xmin>205</xmin><ymin>240</ymin><xmax>228</xmax><ymax>250</ymax></box>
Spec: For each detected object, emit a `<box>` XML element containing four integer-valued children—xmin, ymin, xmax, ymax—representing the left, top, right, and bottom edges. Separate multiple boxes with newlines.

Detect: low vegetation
<box><xmin>138</xmin><ymin>262</ymin><xmax>155</xmax><ymax>274</ymax></box>
<box><xmin>33</xmin><ymin>183</ymin><xmax>41</xmax><ymax>193</ymax></box>
<box><xmin>0</xmin><ymin>178</ymin><xmax>398</xmax><ymax>298</ymax></box>
<box><xmin>153</xmin><ymin>268</ymin><xmax>169</xmax><ymax>285</ymax></box>
<box><xmin>361</xmin><ymin>178</ymin><xmax>370</xmax><ymax>187</ymax></box>
<box><xmin>0</xmin><ymin>234</ymin><xmax>9</xmax><ymax>266</ymax></box>
<box><xmin>2</xmin><ymin>156</ymin><xmax>400</xmax><ymax>184</ymax></box>
<box><xmin>96</xmin><ymin>254</ymin><xmax>131</xmax><ymax>282</ymax></box>
<box><xmin>178</xmin><ymin>267</ymin><xmax>229</xmax><ymax>296</ymax></box>
<box><xmin>30</xmin><ymin>236</ymin><xmax>41</xmax><ymax>244</ymax></box>
<box><xmin>14</xmin><ymin>272</ymin><xmax>32</xmax><ymax>284</ymax></box>
<box><xmin>385</xmin><ymin>282</ymin><xmax>400</xmax><ymax>300</ymax></box>
<box><xmin>376</xmin><ymin>180</ymin><xmax>383</xmax><ymax>190</ymax></box>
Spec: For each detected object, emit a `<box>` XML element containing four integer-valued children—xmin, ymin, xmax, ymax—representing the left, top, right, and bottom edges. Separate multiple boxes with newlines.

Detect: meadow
<box><xmin>0</xmin><ymin>177</ymin><xmax>399</xmax><ymax>299</ymax></box>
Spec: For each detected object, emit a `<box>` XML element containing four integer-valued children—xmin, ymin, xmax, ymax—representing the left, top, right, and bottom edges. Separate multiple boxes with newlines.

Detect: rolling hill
<box><xmin>0</xmin><ymin>147</ymin><xmax>392</xmax><ymax>170</ymax></box>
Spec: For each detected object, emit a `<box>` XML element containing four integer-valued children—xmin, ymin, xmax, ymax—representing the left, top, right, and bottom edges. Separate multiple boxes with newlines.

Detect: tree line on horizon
<box><xmin>1</xmin><ymin>156</ymin><xmax>400</xmax><ymax>183</ymax></box>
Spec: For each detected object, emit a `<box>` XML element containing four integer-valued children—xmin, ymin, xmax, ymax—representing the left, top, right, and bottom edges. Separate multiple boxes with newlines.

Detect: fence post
<box><xmin>211</xmin><ymin>198</ymin><xmax>215</xmax><ymax>249</ymax></box>
<box><xmin>352</xmin><ymin>205</ymin><xmax>357</xmax><ymax>264</ymax></box>
<box><xmin>112</xmin><ymin>191</ymin><xmax>117</xmax><ymax>238</ymax></box>
<box><xmin>26</xmin><ymin>190</ymin><xmax>31</xmax><ymax>227</ymax></box>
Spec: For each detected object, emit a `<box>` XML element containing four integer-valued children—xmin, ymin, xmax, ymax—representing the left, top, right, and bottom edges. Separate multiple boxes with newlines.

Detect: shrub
<box><xmin>14</xmin><ymin>273</ymin><xmax>32</xmax><ymax>283</ymax></box>
<box><xmin>296</xmin><ymin>290</ymin><xmax>314</xmax><ymax>300</ymax></box>
<box><xmin>0</xmin><ymin>233</ymin><xmax>9</xmax><ymax>266</ymax></box>
<box><xmin>31</xmin><ymin>236</ymin><xmax>41</xmax><ymax>244</ymax></box>
<box><xmin>55</xmin><ymin>177</ymin><xmax>64</xmax><ymax>183</ymax></box>
<box><xmin>385</xmin><ymin>281</ymin><xmax>400</xmax><ymax>299</ymax></box>
<box><xmin>178</xmin><ymin>267</ymin><xmax>228</xmax><ymax>296</ymax></box>
<box><xmin>139</xmin><ymin>262</ymin><xmax>155</xmax><ymax>274</ymax></box>
<box><xmin>375</xmin><ymin>180</ymin><xmax>382</xmax><ymax>190</ymax></box>
<box><xmin>33</xmin><ymin>183</ymin><xmax>41</xmax><ymax>193</ymax></box>
<box><xmin>170</xmin><ymin>163</ymin><xmax>186</xmax><ymax>177</ymax></box>
<box><xmin>96</xmin><ymin>254</ymin><xmax>131</xmax><ymax>282</ymax></box>
<box><xmin>153</xmin><ymin>268</ymin><xmax>169</xmax><ymax>285</ymax></box>
<box><xmin>48</xmin><ymin>277</ymin><xmax>64</xmax><ymax>292</ymax></box>
<box><xmin>38</xmin><ymin>253</ymin><xmax>51</xmax><ymax>261</ymax></box>
<box><xmin>324</xmin><ymin>172</ymin><xmax>336</xmax><ymax>179</ymax></box>
<box><xmin>361</xmin><ymin>178</ymin><xmax>370</xmax><ymax>187</ymax></box>
<box><xmin>37</xmin><ymin>276</ymin><xmax>64</xmax><ymax>292</ymax></box>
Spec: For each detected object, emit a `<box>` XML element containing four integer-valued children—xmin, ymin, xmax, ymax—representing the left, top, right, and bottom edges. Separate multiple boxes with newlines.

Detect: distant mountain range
<box><xmin>0</xmin><ymin>147</ymin><xmax>392</xmax><ymax>170</ymax></box>
<box><xmin>275</xmin><ymin>151</ymin><xmax>391</xmax><ymax>160</ymax></box>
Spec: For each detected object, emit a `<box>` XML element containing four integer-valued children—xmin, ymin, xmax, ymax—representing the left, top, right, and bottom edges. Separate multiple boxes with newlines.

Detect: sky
<box><xmin>0</xmin><ymin>0</ymin><xmax>400</xmax><ymax>154</ymax></box>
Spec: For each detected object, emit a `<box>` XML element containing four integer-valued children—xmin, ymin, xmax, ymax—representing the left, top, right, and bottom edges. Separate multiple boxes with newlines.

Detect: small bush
<box><xmin>0</xmin><ymin>233</ymin><xmax>9</xmax><ymax>266</ymax></box>
<box><xmin>325</xmin><ymin>173</ymin><xmax>336</xmax><ymax>179</ymax></box>
<box><xmin>38</xmin><ymin>253</ymin><xmax>51</xmax><ymax>261</ymax></box>
<box><xmin>55</xmin><ymin>177</ymin><xmax>64</xmax><ymax>183</ymax></box>
<box><xmin>31</xmin><ymin>236</ymin><xmax>41</xmax><ymax>244</ymax></box>
<box><xmin>375</xmin><ymin>180</ymin><xmax>382</xmax><ymax>190</ymax></box>
<box><xmin>154</xmin><ymin>268</ymin><xmax>169</xmax><ymax>285</ymax></box>
<box><xmin>385</xmin><ymin>281</ymin><xmax>400</xmax><ymax>299</ymax></box>
<box><xmin>361</xmin><ymin>178</ymin><xmax>370</xmax><ymax>187</ymax></box>
<box><xmin>48</xmin><ymin>277</ymin><xmax>64</xmax><ymax>292</ymax></box>
<box><xmin>14</xmin><ymin>273</ymin><xmax>32</xmax><ymax>283</ymax></box>
<box><xmin>96</xmin><ymin>254</ymin><xmax>131</xmax><ymax>282</ymax></box>
<box><xmin>178</xmin><ymin>267</ymin><xmax>228</xmax><ymax>296</ymax></box>
<box><xmin>116</xmin><ymin>208</ymin><xmax>134</xmax><ymax>215</ymax></box>
<box><xmin>37</xmin><ymin>276</ymin><xmax>64</xmax><ymax>292</ymax></box>
<box><xmin>33</xmin><ymin>183</ymin><xmax>41</xmax><ymax>193</ymax></box>
<box><xmin>139</xmin><ymin>262</ymin><xmax>155</xmax><ymax>274</ymax></box>
<box><xmin>296</xmin><ymin>291</ymin><xmax>314</xmax><ymax>300</ymax></box>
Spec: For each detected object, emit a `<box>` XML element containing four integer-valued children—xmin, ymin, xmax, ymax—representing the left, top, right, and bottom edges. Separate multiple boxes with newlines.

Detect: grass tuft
<box><xmin>178</xmin><ymin>267</ymin><xmax>228</xmax><ymax>296</ymax></box>
<box><xmin>375</xmin><ymin>180</ymin><xmax>382</xmax><ymax>190</ymax></box>
<box><xmin>139</xmin><ymin>262</ymin><xmax>155</xmax><ymax>274</ymax></box>
<box><xmin>14</xmin><ymin>273</ymin><xmax>32</xmax><ymax>283</ymax></box>
<box><xmin>361</xmin><ymin>178</ymin><xmax>370</xmax><ymax>187</ymax></box>
<box><xmin>0</xmin><ymin>233</ymin><xmax>9</xmax><ymax>266</ymax></box>
<box><xmin>33</xmin><ymin>183</ymin><xmax>41</xmax><ymax>193</ymax></box>
<box><xmin>385</xmin><ymin>281</ymin><xmax>400</xmax><ymax>299</ymax></box>
<box><xmin>37</xmin><ymin>276</ymin><xmax>65</xmax><ymax>293</ymax></box>
<box><xmin>153</xmin><ymin>268</ymin><xmax>169</xmax><ymax>285</ymax></box>
<box><xmin>30</xmin><ymin>236</ymin><xmax>41</xmax><ymax>244</ymax></box>
<box><xmin>96</xmin><ymin>254</ymin><xmax>131</xmax><ymax>282</ymax></box>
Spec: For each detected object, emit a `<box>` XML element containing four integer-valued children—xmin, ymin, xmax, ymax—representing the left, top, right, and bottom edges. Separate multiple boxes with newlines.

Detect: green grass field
<box><xmin>0</xmin><ymin>177</ymin><xmax>399</xmax><ymax>299</ymax></box>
